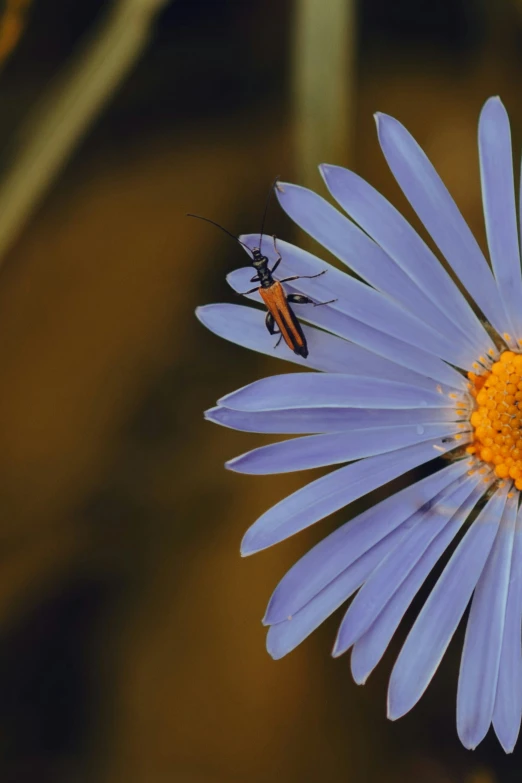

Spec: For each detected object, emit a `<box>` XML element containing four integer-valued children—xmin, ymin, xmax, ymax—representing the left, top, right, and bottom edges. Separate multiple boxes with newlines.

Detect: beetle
<box><xmin>234</xmin><ymin>234</ymin><xmax>334</xmax><ymax>358</ymax></box>
<box><xmin>188</xmin><ymin>183</ymin><xmax>336</xmax><ymax>358</ymax></box>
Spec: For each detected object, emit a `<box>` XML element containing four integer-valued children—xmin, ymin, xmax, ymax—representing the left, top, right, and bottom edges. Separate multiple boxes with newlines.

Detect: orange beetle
<box><xmin>188</xmin><ymin>202</ymin><xmax>335</xmax><ymax>359</ymax></box>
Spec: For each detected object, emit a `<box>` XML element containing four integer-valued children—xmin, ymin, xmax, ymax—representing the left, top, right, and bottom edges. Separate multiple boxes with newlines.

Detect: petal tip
<box><xmin>274</xmin><ymin>181</ymin><xmax>292</xmax><ymax>200</ymax></box>
<box><xmin>374</xmin><ymin>112</ymin><xmax>403</xmax><ymax>143</ymax></box>
<box><xmin>217</xmin><ymin>390</ymin><xmax>233</xmax><ymax>407</ymax></box>
<box><xmin>319</xmin><ymin>162</ymin><xmax>334</xmax><ymax>177</ymax></box>
<box><xmin>479</xmin><ymin>96</ymin><xmax>508</xmax><ymax>129</ymax></box>
<box><xmin>194</xmin><ymin>304</ymin><xmax>208</xmax><ymax>322</ymax></box>
<box><xmin>331</xmin><ymin>640</ymin><xmax>344</xmax><ymax>658</ymax></box>
<box><xmin>237</xmin><ymin>233</ymin><xmax>256</xmax><ymax>251</ymax></box>
<box><xmin>320</xmin><ymin>162</ymin><xmax>348</xmax><ymax>185</ymax></box>
<box><xmin>494</xmin><ymin>724</ymin><xmax>519</xmax><ymax>753</ymax></box>
<box><xmin>239</xmin><ymin>537</ymin><xmax>255</xmax><ymax>556</ymax></box>
<box><xmin>374</xmin><ymin>111</ymin><xmax>393</xmax><ymax>127</ymax></box>
<box><xmin>352</xmin><ymin>672</ymin><xmax>368</xmax><ymax>686</ymax></box>
<box><xmin>262</xmin><ymin>594</ymin><xmax>286</xmax><ymax>626</ymax></box>
<box><xmin>261</xmin><ymin>612</ymin><xmax>274</xmax><ymax>627</ymax></box>
<box><xmin>386</xmin><ymin>701</ymin><xmax>398</xmax><ymax>721</ymax></box>
<box><xmin>386</xmin><ymin>689</ymin><xmax>410</xmax><ymax>722</ymax></box>
<box><xmin>240</xmin><ymin>531</ymin><xmax>261</xmax><ymax>557</ymax></box>
<box><xmin>195</xmin><ymin>303</ymin><xmax>227</xmax><ymax>328</ymax></box>
<box><xmin>457</xmin><ymin>726</ymin><xmax>480</xmax><ymax>751</ymax></box>
<box><xmin>266</xmin><ymin>638</ymin><xmax>285</xmax><ymax>660</ymax></box>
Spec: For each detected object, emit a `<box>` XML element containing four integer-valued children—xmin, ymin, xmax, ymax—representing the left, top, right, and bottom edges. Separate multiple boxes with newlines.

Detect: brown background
<box><xmin>0</xmin><ymin>1</ymin><xmax>520</xmax><ymax>781</ymax></box>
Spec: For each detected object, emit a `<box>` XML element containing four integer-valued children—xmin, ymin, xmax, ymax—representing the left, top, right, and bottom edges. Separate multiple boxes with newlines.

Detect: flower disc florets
<box><xmin>468</xmin><ymin>350</ymin><xmax>522</xmax><ymax>485</ymax></box>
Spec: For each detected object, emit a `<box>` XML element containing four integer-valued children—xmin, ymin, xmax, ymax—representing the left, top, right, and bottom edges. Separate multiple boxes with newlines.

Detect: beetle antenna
<box><xmin>187</xmin><ymin>214</ymin><xmax>252</xmax><ymax>252</ymax></box>
<box><xmin>258</xmin><ymin>175</ymin><xmax>280</xmax><ymax>252</ymax></box>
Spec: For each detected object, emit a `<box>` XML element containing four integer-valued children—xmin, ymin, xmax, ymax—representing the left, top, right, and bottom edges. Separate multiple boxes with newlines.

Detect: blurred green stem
<box><xmin>292</xmin><ymin>0</ymin><xmax>355</xmax><ymax>190</ymax></box>
<box><xmin>0</xmin><ymin>0</ymin><xmax>170</xmax><ymax>263</ymax></box>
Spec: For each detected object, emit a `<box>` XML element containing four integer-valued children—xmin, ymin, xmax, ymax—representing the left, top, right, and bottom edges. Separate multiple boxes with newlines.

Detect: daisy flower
<box><xmin>196</xmin><ymin>96</ymin><xmax>522</xmax><ymax>752</ymax></box>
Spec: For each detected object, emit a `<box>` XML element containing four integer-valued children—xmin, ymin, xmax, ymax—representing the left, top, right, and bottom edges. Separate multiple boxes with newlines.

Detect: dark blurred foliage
<box><xmin>0</xmin><ymin>0</ymin><xmax>519</xmax><ymax>781</ymax></box>
<box><xmin>361</xmin><ymin>0</ymin><xmax>482</xmax><ymax>48</ymax></box>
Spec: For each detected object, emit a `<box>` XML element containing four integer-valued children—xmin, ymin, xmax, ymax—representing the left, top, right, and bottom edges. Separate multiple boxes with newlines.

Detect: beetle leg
<box><xmin>265</xmin><ymin>312</ymin><xmax>280</xmax><ymax>335</ymax></box>
<box><xmin>313</xmin><ymin>298</ymin><xmax>337</xmax><ymax>306</ymax></box>
<box><xmin>265</xmin><ymin>312</ymin><xmax>283</xmax><ymax>348</ymax></box>
<box><xmin>270</xmin><ymin>235</ymin><xmax>282</xmax><ymax>274</ymax></box>
<box><xmin>279</xmin><ymin>270</ymin><xmax>327</xmax><ymax>283</ymax></box>
<box><xmin>287</xmin><ymin>293</ymin><xmax>337</xmax><ymax>306</ymax></box>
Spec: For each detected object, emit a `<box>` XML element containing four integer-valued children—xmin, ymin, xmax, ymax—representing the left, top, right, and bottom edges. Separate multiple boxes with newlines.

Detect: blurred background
<box><xmin>0</xmin><ymin>0</ymin><xmax>521</xmax><ymax>781</ymax></box>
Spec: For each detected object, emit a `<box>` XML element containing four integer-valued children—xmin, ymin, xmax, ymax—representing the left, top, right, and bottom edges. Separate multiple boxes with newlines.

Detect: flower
<box><xmin>196</xmin><ymin>96</ymin><xmax>522</xmax><ymax>752</ymax></box>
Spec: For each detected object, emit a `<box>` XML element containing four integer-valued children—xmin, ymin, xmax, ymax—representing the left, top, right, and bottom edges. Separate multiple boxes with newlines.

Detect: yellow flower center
<box><xmin>467</xmin><ymin>350</ymin><xmax>522</xmax><ymax>487</ymax></box>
